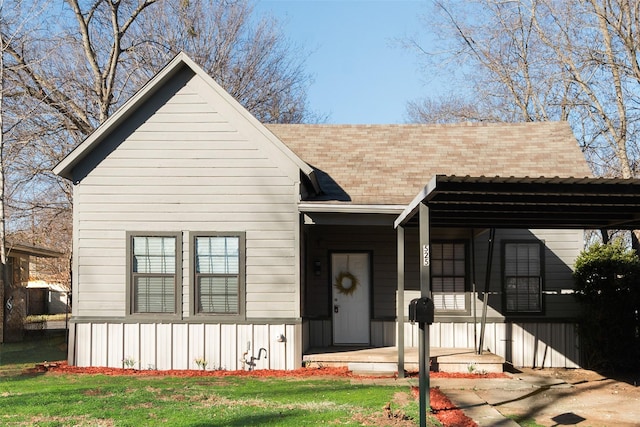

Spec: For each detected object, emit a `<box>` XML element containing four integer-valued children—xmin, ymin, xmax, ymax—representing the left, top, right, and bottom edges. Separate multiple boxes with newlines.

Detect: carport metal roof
<box><xmin>395</xmin><ymin>174</ymin><xmax>640</xmax><ymax>424</ymax></box>
<box><xmin>395</xmin><ymin>175</ymin><xmax>640</xmax><ymax>230</ymax></box>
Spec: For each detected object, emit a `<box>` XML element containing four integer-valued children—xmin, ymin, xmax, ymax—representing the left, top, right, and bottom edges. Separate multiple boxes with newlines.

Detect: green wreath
<box><xmin>334</xmin><ymin>271</ymin><xmax>359</xmax><ymax>296</ymax></box>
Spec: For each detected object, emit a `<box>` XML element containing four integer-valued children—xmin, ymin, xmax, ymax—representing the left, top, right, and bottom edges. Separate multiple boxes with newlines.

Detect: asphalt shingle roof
<box><xmin>267</xmin><ymin>121</ymin><xmax>592</xmax><ymax>205</ymax></box>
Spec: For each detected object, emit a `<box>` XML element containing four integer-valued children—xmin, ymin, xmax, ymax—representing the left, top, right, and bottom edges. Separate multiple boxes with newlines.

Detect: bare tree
<box><xmin>0</xmin><ymin>0</ymin><xmax>317</xmax><ymax>333</ymax></box>
<box><xmin>407</xmin><ymin>95</ymin><xmax>488</xmax><ymax>123</ymax></box>
<box><xmin>1</xmin><ymin>0</ymin><xmax>50</xmax><ymax>342</ymax></box>
<box><xmin>129</xmin><ymin>0</ymin><xmax>315</xmax><ymax>124</ymax></box>
<box><xmin>409</xmin><ymin>1</ymin><xmax>571</xmax><ymax>123</ymax></box>
<box><xmin>411</xmin><ymin>0</ymin><xmax>640</xmax><ymax>180</ymax></box>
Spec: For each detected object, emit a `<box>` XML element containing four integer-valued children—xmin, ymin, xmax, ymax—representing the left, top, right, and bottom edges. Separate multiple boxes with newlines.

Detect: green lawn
<box><xmin>0</xmin><ymin>331</ymin><xmax>68</xmax><ymax>370</ymax></box>
<box><xmin>0</xmin><ymin>335</ymin><xmax>431</xmax><ymax>426</ymax></box>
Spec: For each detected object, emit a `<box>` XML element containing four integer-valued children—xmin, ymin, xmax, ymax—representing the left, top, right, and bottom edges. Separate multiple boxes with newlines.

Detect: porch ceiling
<box><xmin>395</xmin><ymin>175</ymin><xmax>640</xmax><ymax>230</ymax></box>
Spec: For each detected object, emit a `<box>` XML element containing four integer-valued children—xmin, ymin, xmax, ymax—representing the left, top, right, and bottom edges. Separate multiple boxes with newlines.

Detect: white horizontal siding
<box><xmin>73</xmin><ymin>71</ymin><xmax>301</xmax><ymax>321</ymax></box>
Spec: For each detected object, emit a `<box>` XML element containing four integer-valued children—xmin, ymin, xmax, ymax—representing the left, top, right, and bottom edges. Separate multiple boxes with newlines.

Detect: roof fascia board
<box><xmin>299</xmin><ymin>203</ymin><xmax>406</xmax><ymax>214</ymax></box>
<box><xmin>394</xmin><ymin>174</ymin><xmax>440</xmax><ymax>228</ymax></box>
<box><xmin>7</xmin><ymin>242</ymin><xmax>64</xmax><ymax>258</ymax></box>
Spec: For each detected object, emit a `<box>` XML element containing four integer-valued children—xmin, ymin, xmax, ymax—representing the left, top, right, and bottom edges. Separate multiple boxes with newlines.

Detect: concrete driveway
<box><xmin>432</xmin><ymin>368</ymin><xmax>640</xmax><ymax>427</ymax></box>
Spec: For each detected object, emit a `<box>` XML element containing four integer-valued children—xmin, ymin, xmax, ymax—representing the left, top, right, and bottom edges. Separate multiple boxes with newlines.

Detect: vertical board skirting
<box><xmin>204</xmin><ymin>323</ymin><xmax>221</xmax><ymax>370</ymax></box>
<box><xmin>76</xmin><ymin>323</ymin><xmax>91</xmax><ymax>367</ymax></box>
<box><xmin>285</xmin><ymin>324</ymin><xmax>296</xmax><ymax>369</ymax></box>
<box><xmin>400</xmin><ymin>321</ymin><xmax>581</xmax><ymax>368</ymax></box>
<box><xmin>107</xmin><ymin>323</ymin><xmax>123</xmax><ymax>368</ymax></box>
<box><xmin>123</xmin><ymin>323</ymin><xmax>139</xmax><ymax>369</ymax></box>
<box><xmin>72</xmin><ymin>320</ymin><xmax>300</xmax><ymax>371</ymax></box>
<box><xmin>91</xmin><ymin>323</ymin><xmax>107</xmax><ymax>367</ymax></box>
<box><xmin>140</xmin><ymin>324</ymin><xmax>156</xmax><ymax>370</ymax></box>
<box><xmin>188</xmin><ymin>323</ymin><xmax>205</xmax><ymax>370</ymax></box>
<box><xmin>302</xmin><ymin>320</ymin><xmax>309</xmax><ymax>352</ymax></box>
<box><xmin>371</xmin><ymin>321</ymin><xmax>397</xmax><ymax>347</ymax></box>
<box><xmin>172</xmin><ymin>324</ymin><xmax>188</xmax><ymax>369</ymax></box>
<box><xmin>220</xmin><ymin>324</ymin><xmax>236</xmax><ymax>370</ymax></box>
<box><xmin>238</xmin><ymin>324</ymin><xmax>253</xmax><ymax>370</ymax></box>
<box><xmin>269</xmin><ymin>324</ymin><xmax>286</xmax><ymax>370</ymax></box>
<box><xmin>68</xmin><ymin>323</ymin><xmax>77</xmax><ymax>365</ymax></box>
<box><xmin>156</xmin><ymin>323</ymin><xmax>172</xmax><ymax>370</ymax></box>
<box><xmin>253</xmin><ymin>324</ymin><xmax>270</xmax><ymax>370</ymax></box>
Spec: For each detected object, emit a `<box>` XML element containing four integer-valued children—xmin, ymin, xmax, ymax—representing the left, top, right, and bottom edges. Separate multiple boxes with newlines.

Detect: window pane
<box><xmin>196</xmin><ymin>236</ymin><xmax>239</xmax><ymax>274</ymax></box>
<box><xmin>198</xmin><ymin>276</ymin><xmax>239</xmax><ymax>313</ymax></box>
<box><xmin>432</xmin><ymin>242</ymin><xmax>466</xmax><ymax>311</ymax></box>
<box><xmin>504</xmin><ymin>243</ymin><xmax>542</xmax><ymax>313</ymax></box>
<box><xmin>134</xmin><ymin>276</ymin><xmax>175</xmax><ymax>313</ymax></box>
<box><xmin>441</xmin><ymin>243</ymin><xmax>455</xmax><ymax>259</ymax></box>
<box><xmin>133</xmin><ymin>236</ymin><xmax>175</xmax><ymax>274</ymax></box>
<box><xmin>432</xmin><ymin>260</ymin><xmax>443</xmax><ymax>275</ymax></box>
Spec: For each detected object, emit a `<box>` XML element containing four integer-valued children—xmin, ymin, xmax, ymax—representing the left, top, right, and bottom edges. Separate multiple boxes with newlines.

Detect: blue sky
<box><xmin>255</xmin><ymin>0</ymin><xmax>433</xmax><ymax>124</ymax></box>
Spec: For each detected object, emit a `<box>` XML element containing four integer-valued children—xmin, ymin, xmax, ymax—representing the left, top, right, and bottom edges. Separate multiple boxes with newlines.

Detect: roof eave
<box><xmin>53</xmin><ymin>52</ymin><xmax>196</xmax><ymax>181</ymax></box>
<box><xmin>299</xmin><ymin>202</ymin><xmax>406</xmax><ymax>215</ymax></box>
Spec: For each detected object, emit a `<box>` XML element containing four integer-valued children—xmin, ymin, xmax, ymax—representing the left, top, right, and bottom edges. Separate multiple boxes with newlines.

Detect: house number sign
<box><xmin>423</xmin><ymin>244</ymin><xmax>430</xmax><ymax>267</ymax></box>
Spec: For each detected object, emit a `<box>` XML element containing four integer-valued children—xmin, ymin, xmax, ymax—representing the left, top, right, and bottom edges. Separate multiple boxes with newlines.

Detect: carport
<box><xmin>394</xmin><ymin>175</ymin><xmax>640</xmax><ymax>425</ymax></box>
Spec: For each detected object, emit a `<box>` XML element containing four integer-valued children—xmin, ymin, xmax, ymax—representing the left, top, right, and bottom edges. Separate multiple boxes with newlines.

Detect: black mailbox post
<box><xmin>408</xmin><ymin>297</ymin><xmax>434</xmax><ymax>325</ymax></box>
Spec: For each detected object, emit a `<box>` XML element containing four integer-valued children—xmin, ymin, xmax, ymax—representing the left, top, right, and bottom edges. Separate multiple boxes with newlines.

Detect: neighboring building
<box><xmin>2</xmin><ymin>243</ymin><xmax>64</xmax><ymax>342</ymax></box>
<box><xmin>54</xmin><ymin>53</ymin><xmax>598</xmax><ymax>370</ymax></box>
<box><xmin>26</xmin><ymin>281</ymin><xmax>69</xmax><ymax>316</ymax></box>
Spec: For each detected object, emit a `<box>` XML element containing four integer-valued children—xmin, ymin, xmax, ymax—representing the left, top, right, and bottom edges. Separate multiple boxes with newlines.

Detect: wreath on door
<box><xmin>334</xmin><ymin>271</ymin><xmax>359</xmax><ymax>296</ymax></box>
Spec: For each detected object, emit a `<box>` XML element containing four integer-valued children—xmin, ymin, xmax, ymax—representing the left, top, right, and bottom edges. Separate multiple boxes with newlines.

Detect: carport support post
<box><xmin>396</xmin><ymin>225</ymin><xmax>405</xmax><ymax>379</ymax></box>
<box><xmin>419</xmin><ymin>202</ymin><xmax>431</xmax><ymax>426</ymax></box>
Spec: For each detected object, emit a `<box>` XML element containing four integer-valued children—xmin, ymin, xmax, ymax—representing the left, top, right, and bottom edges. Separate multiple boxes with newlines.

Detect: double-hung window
<box><xmin>192</xmin><ymin>233</ymin><xmax>245</xmax><ymax>317</ymax></box>
<box><xmin>431</xmin><ymin>242</ymin><xmax>467</xmax><ymax>312</ymax></box>
<box><xmin>503</xmin><ymin>241</ymin><xmax>544</xmax><ymax>313</ymax></box>
<box><xmin>129</xmin><ymin>233</ymin><xmax>180</xmax><ymax>315</ymax></box>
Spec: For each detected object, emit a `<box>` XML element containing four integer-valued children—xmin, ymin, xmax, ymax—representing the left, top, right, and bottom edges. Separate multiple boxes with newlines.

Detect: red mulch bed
<box><xmin>411</xmin><ymin>386</ymin><xmax>478</xmax><ymax>427</ymax></box>
<box><xmin>32</xmin><ymin>362</ymin><xmax>498</xmax><ymax>426</ymax></box>
<box><xmin>36</xmin><ymin>362</ymin><xmax>356</xmax><ymax>378</ymax></box>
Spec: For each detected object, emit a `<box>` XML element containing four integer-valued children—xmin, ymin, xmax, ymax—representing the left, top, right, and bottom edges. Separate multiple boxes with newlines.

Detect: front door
<box><xmin>331</xmin><ymin>252</ymin><xmax>370</xmax><ymax>345</ymax></box>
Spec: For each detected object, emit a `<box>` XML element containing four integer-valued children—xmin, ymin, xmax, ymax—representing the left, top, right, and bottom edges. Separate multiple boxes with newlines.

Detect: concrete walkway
<box><xmin>354</xmin><ymin>370</ymin><xmax>640</xmax><ymax>426</ymax></box>
<box><xmin>431</xmin><ymin>377</ymin><xmax>522</xmax><ymax>427</ymax></box>
<box><xmin>352</xmin><ymin>376</ymin><xmax>520</xmax><ymax>426</ymax></box>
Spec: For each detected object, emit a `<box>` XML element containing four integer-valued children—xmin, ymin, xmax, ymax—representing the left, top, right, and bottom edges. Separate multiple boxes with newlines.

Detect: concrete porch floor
<box><xmin>303</xmin><ymin>346</ymin><xmax>505</xmax><ymax>375</ymax></box>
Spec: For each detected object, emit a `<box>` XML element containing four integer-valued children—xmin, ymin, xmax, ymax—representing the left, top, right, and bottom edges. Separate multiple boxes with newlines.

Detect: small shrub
<box><xmin>122</xmin><ymin>356</ymin><xmax>137</xmax><ymax>369</ymax></box>
<box><xmin>194</xmin><ymin>357</ymin><xmax>208</xmax><ymax>370</ymax></box>
<box><xmin>573</xmin><ymin>240</ymin><xmax>640</xmax><ymax>371</ymax></box>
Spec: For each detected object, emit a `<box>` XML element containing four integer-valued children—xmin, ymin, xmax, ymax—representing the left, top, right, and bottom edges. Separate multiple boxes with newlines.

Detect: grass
<box><xmin>0</xmin><ymin>331</ymin><xmax>68</xmax><ymax>370</ymax></box>
<box><xmin>0</xmin><ymin>335</ymin><xmax>431</xmax><ymax>426</ymax></box>
<box><xmin>25</xmin><ymin>314</ymin><xmax>70</xmax><ymax>323</ymax></box>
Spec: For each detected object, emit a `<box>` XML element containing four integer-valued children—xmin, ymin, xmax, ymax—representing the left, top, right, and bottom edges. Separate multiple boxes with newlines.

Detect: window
<box><xmin>129</xmin><ymin>234</ymin><xmax>180</xmax><ymax>315</ymax></box>
<box><xmin>504</xmin><ymin>242</ymin><xmax>543</xmax><ymax>313</ymax></box>
<box><xmin>431</xmin><ymin>242</ymin><xmax>467</xmax><ymax>311</ymax></box>
<box><xmin>192</xmin><ymin>233</ymin><xmax>245</xmax><ymax>316</ymax></box>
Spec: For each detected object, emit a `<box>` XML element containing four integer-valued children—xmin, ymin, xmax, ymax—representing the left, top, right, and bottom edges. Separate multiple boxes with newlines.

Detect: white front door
<box><xmin>331</xmin><ymin>253</ymin><xmax>370</xmax><ymax>345</ymax></box>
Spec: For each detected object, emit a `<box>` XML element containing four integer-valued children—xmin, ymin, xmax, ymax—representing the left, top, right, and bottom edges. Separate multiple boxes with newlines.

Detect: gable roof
<box><xmin>267</xmin><ymin>122</ymin><xmax>592</xmax><ymax>205</ymax></box>
<box><xmin>53</xmin><ymin>52</ymin><xmax>318</xmax><ymax>191</ymax></box>
<box><xmin>7</xmin><ymin>242</ymin><xmax>64</xmax><ymax>258</ymax></box>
